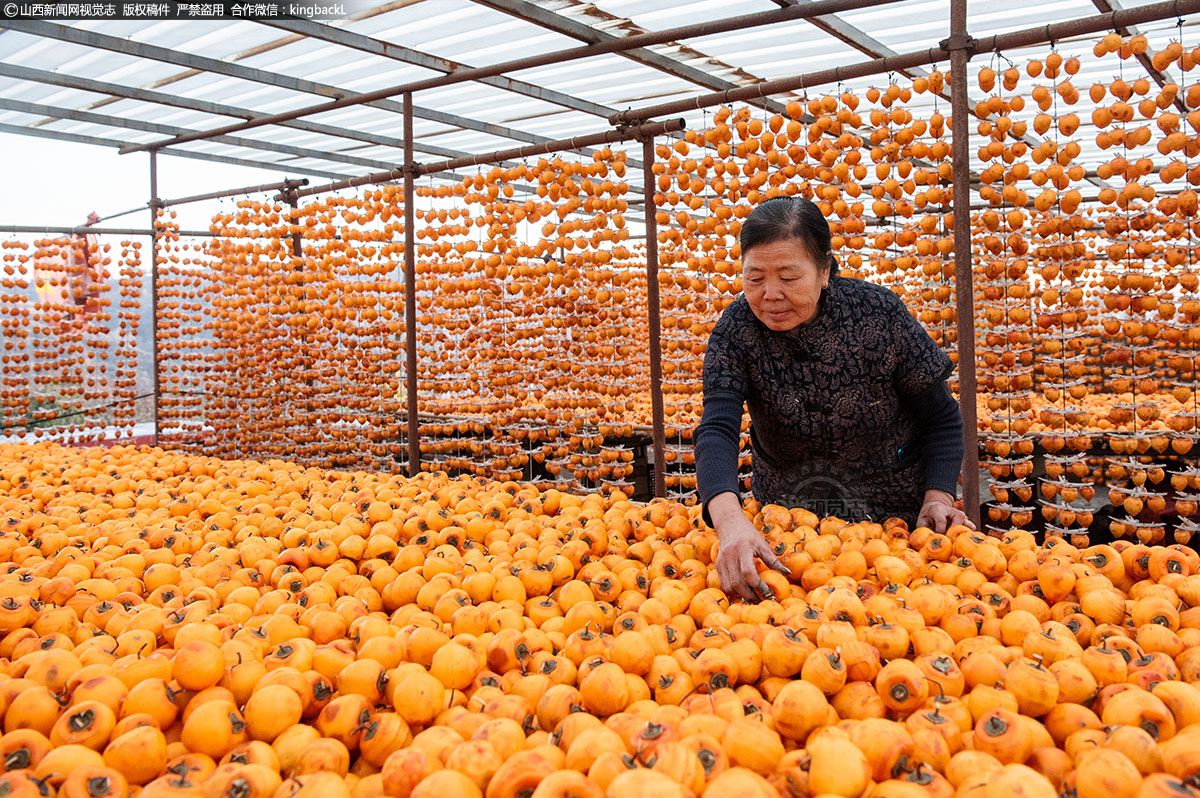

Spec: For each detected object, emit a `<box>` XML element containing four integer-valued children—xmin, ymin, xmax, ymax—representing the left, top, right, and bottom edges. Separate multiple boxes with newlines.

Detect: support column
<box><xmin>284</xmin><ymin>190</ymin><xmax>306</xmax><ymax>462</ymax></box>
<box><xmin>149</xmin><ymin>149</ymin><xmax>160</xmax><ymax>445</ymax></box>
<box><xmin>403</xmin><ymin>92</ymin><xmax>420</xmax><ymax>477</ymax></box>
<box><xmin>642</xmin><ymin>137</ymin><xmax>667</xmax><ymax>499</ymax></box>
<box><xmin>284</xmin><ymin>191</ymin><xmax>304</xmax><ymax>259</ymax></box>
<box><xmin>948</xmin><ymin>0</ymin><xmax>982</xmax><ymax>529</ymax></box>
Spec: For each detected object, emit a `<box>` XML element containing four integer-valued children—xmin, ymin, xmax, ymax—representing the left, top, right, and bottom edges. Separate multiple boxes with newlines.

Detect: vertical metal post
<box><xmin>286</xmin><ymin>193</ymin><xmax>303</xmax><ymax>259</ymax></box>
<box><xmin>642</xmin><ymin>137</ymin><xmax>667</xmax><ymax>499</ymax></box>
<box><xmin>149</xmin><ymin>149</ymin><xmax>160</xmax><ymax>444</ymax></box>
<box><xmin>284</xmin><ymin>191</ymin><xmax>306</xmax><ymax>461</ymax></box>
<box><xmin>949</xmin><ymin>0</ymin><xmax>981</xmax><ymax>529</ymax></box>
<box><xmin>403</xmin><ymin>92</ymin><xmax>420</xmax><ymax>477</ymax></box>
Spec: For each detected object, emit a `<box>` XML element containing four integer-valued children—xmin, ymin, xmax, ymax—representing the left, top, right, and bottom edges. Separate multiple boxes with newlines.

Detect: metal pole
<box><xmin>610</xmin><ymin>0</ymin><xmax>1200</xmax><ymax>125</ymax></box>
<box><xmin>612</xmin><ymin>49</ymin><xmax>944</xmax><ymax>124</ymax></box>
<box><xmin>283</xmin><ymin>190</ymin><xmax>307</xmax><ymax>463</ymax></box>
<box><xmin>283</xmin><ymin>192</ymin><xmax>304</xmax><ymax>260</ymax></box>
<box><xmin>0</xmin><ymin>225</ymin><xmax>216</xmax><ymax>237</ymax></box>
<box><xmin>149</xmin><ymin>150</ymin><xmax>160</xmax><ymax>445</ymax></box>
<box><xmin>291</xmin><ymin>118</ymin><xmax>686</xmax><ymax>201</ymax></box>
<box><xmin>96</xmin><ymin>205</ymin><xmax>155</xmax><ymax>224</ymax></box>
<box><xmin>642</xmin><ymin>137</ymin><xmax>667</xmax><ymax>500</ymax></box>
<box><xmin>157</xmin><ymin>178</ymin><xmax>309</xmax><ymax>209</ymax></box>
<box><xmin>949</xmin><ymin>0</ymin><xmax>981</xmax><ymax>530</ymax></box>
<box><xmin>116</xmin><ymin>0</ymin><xmax>906</xmax><ymax>155</ymax></box>
<box><xmin>403</xmin><ymin>92</ymin><xmax>420</xmax><ymax>477</ymax></box>
<box><xmin>419</xmin><ymin>119</ymin><xmax>686</xmax><ymax>175</ymax></box>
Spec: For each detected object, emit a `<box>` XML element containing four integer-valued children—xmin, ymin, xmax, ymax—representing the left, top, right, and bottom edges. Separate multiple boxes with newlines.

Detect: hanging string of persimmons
<box><xmin>0</xmin><ymin>236</ymin><xmax>142</xmax><ymax>443</ymax></box>
<box><xmin>1</xmin><ymin>29</ymin><xmax>1199</xmax><ymax>546</ymax></box>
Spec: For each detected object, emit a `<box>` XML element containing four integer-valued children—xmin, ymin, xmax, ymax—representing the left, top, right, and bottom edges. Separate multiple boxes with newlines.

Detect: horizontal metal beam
<box><xmin>0</xmin><ymin>97</ymin><xmax>408</xmax><ymax>173</ymax></box>
<box><xmin>0</xmin><ymin>20</ymin><xmax>566</xmax><ymax>153</ymax></box>
<box><xmin>96</xmin><ymin>205</ymin><xmax>153</xmax><ymax>223</ymax></box>
<box><xmin>969</xmin><ymin>0</ymin><xmax>1200</xmax><ymax>59</ymax></box>
<box><xmin>0</xmin><ymin>122</ymin><xmax>351</xmax><ymax>180</ymax></box>
<box><xmin>257</xmin><ymin>17</ymin><xmax>617</xmax><ymax>118</ymax></box>
<box><xmin>0</xmin><ymin>0</ymin><xmax>906</xmax><ymax>154</ymax></box>
<box><xmin>0</xmin><ymin>99</ymin><xmax>531</xmax><ymax>191</ymax></box>
<box><xmin>0</xmin><ymin>64</ymin><xmax>577</xmax><ymax>178</ymax></box>
<box><xmin>0</xmin><ymin>225</ymin><xmax>216</xmax><ymax>237</ymax></box>
<box><xmin>610</xmin><ymin>0</ymin><xmax>1200</xmax><ymax>123</ymax></box>
<box><xmin>250</xmin><ymin>19</ymin><xmax>644</xmax><ymax>171</ymax></box>
<box><xmin>422</xmin><ymin>117</ymin><xmax>685</xmax><ymax>174</ymax></box>
<box><xmin>293</xmin><ymin>117</ymin><xmax>685</xmax><ymax>200</ymax></box>
<box><xmin>0</xmin><ymin>62</ymin><xmax>480</xmax><ymax>161</ymax></box>
<box><xmin>611</xmin><ymin>49</ymin><xmax>944</xmax><ymax>124</ymax></box>
<box><xmin>157</xmin><ymin>178</ymin><xmax>309</xmax><ymax>208</ymax></box>
<box><xmin>471</xmin><ymin>0</ymin><xmax>787</xmax><ymax>115</ymax></box>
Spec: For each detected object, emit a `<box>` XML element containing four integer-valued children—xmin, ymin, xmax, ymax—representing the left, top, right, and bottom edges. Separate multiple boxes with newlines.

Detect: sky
<box><xmin>0</xmin><ymin>128</ymin><xmax>653</xmax><ymax>254</ymax></box>
<box><xmin>0</xmin><ymin>131</ymin><xmax>314</xmax><ymax>235</ymax></box>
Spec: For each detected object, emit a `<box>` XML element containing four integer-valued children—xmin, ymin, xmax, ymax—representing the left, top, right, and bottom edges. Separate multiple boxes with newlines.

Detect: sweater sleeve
<box><xmin>694</xmin><ymin>307</ymin><xmax>750</xmax><ymax>527</ymax></box>
<box><xmin>903</xmin><ymin>380</ymin><xmax>965</xmax><ymax>497</ymax></box>
<box><xmin>694</xmin><ymin>396</ymin><xmax>745</xmax><ymax>527</ymax></box>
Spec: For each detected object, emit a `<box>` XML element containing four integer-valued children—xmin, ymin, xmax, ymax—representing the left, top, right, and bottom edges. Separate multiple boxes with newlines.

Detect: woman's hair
<box><xmin>740</xmin><ymin>195</ymin><xmax>839</xmax><ymax>274</ymax></box>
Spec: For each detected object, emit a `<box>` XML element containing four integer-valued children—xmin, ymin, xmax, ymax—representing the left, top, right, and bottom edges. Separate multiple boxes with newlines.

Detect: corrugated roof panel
<box><xmin>834</xmin><ymin>0</ymin><xmax>952</xmax><ymax>51</ymax></box>
<box><xmin>303</xmin><ymin>105</ymin><xmax>401</xmax><ymax>128</ymax></box>
<box><xmin>325</xmin><ymin>142</ymin><xmax>406</xmax><ymax>160</ymax></box>
<box><xmin>0</xmin><ymin>0</ymin><xmax>1195</xmax><ymax>190</ymax></box>
<box><xmin>235</xmin><ymin>125</ymin><xmax>397</xmax><ymax>155</ymax></box>
<box><xmin>301</xmin><ymin>107</ymin><xmax>459</xmax><ymax>141</ymax></box>
<box><xmin>160</xmin><ymin>73</ymin><xmax>313</xmax><ymax>112</ymax></box>
<box><xmin>348</xmin><ymin>2</ymin><xmax>579</xmax><ymax>63</ymax></box>
<box><xmin>70</xmin><ymin>20</ymin><xmax>164</xmax><ymax>37</ymax></box>
<box><xmin>106</xmin><ymin>19</ymin><xmax>286</xmax><ymax>56</ymax></box>
<box><xmin>242</xmin><ymin>39</ymin><xmax>443</xmax><ymax>87</ymax></box>
<box><xmin>125</xmin><ymin>107</ymin><xmax>230</xmax><ymax>129</ymax></box>
<box><xmin>0</xmin><ymin>31</ymin><xmax>72</xmax><ymax>65</ymax></box>
<box><xmin>964</xmin><ymin>0</ymin><xmax>1097</xmax><ymax>41</ymax></box>
<box><xmin>676</xmin><ymin>24</ymin><xmax>871</xmax><ymax>83</ymax></box>
<box><xmin>0</xmin><ymin>80</ymin><xmax>101</xmax><ymax>109</ymax></box>
<box><xmin>69</xmin><ymin>57</ymin><xmax>210</xmax><ymax>90</ymax></box>
<box><xmin>365</xmin><ymin>0</ymin><xmax>585</xmax><ymax>66</ymax></box>
<box><xmin>36</xmin><ymin>117</ymin><xmax>143</xmax><ymax>141</ymax></box>
<box><xmin>412</xmin><ymin>82</ymin><xmax>573</xmax><ymax>120</ymax></box>
<box><xmin>418</xmin><ymin>128</ymin><xmax>537</xmax><ymax>152</ymax></box>
<box><xmin>507</xmin><ymin>53</ymin><xmax>700</xmax><ymax>103</ymax></box>
<box><xmin>494</xmin><ymin>111</ymin><xmax>612</xmax><ymax>139</ymax></box>
<box><xmin>85</xmin><ymin>98</ymin><xmax>226</xmax><ymax>127</ymax></box>
<box><xmin>588</xmin><ymin>0</ymin><xmax>777</xmax><ymax>30</ymax></box>
<box><xmin>0</xmin><ymin>109</ymin><xmax>43</xmax><ymax>125</ymax></box>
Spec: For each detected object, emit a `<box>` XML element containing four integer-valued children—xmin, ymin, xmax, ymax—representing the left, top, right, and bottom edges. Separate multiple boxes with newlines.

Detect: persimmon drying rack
<box><xmin>5</xmin><ymin>0</ymin><xmax>1200</xmax><ymax>529</ymax></box>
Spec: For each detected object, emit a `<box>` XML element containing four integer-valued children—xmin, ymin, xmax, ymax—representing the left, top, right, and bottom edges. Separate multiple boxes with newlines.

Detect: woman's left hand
<box><xmin>917</xmin><ymin>489</ymin><xmax>975</xmax><ymax>534</ymax></box>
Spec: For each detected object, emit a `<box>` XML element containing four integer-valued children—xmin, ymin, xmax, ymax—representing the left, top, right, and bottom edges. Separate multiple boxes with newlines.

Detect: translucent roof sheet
<box><xmin>0</xmin><ymin>0</ymin><xmax>1196</xmax><ymax>193</ymax></box>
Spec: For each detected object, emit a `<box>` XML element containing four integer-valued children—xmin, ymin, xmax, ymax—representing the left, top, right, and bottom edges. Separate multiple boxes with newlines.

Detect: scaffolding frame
<box><xmin>5</xmin><ymin>0</ymin><xmax>1200</xmax><ymax>519</ymax></box>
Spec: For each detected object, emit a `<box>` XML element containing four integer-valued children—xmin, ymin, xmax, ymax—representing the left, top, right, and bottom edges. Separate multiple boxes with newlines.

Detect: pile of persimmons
<box><xmin>0</xmin><ymin>442</ymin><xmax>1198</xmax><ymax>798</ymax></box>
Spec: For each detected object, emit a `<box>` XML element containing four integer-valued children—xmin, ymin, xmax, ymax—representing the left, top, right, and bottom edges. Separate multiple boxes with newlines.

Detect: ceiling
<box><xmin>0</xmin><ymin>0</ymin><xmax>1195</xmax><ymax>201</ymax></box>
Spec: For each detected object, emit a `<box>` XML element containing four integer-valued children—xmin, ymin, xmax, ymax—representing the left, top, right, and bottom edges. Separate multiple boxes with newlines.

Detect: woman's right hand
<box><xmin>707</xmin><ymin>492</ymin><xmax>790</xmax><ymax>602</ymax></box>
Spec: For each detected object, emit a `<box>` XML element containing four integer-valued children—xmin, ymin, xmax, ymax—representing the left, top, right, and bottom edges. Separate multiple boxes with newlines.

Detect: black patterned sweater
<box><xmin>694</xmin><ymin>275</ymin><xmax>965</xmax><ymax>526</ymax></box>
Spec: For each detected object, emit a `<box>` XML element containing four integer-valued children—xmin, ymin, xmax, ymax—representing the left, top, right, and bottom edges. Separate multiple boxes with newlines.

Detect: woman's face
<box><xmin>742</xmin><ymin>238</ymin><xmax>829</xmax><ymax>331</ymax></box>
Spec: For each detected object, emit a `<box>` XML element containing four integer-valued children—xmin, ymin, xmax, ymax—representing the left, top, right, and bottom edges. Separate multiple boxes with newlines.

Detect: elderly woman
<box><xmin>694</xmin><ymin>196</ymin><xmax>972</xmax><ymax>601</ymax></box>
